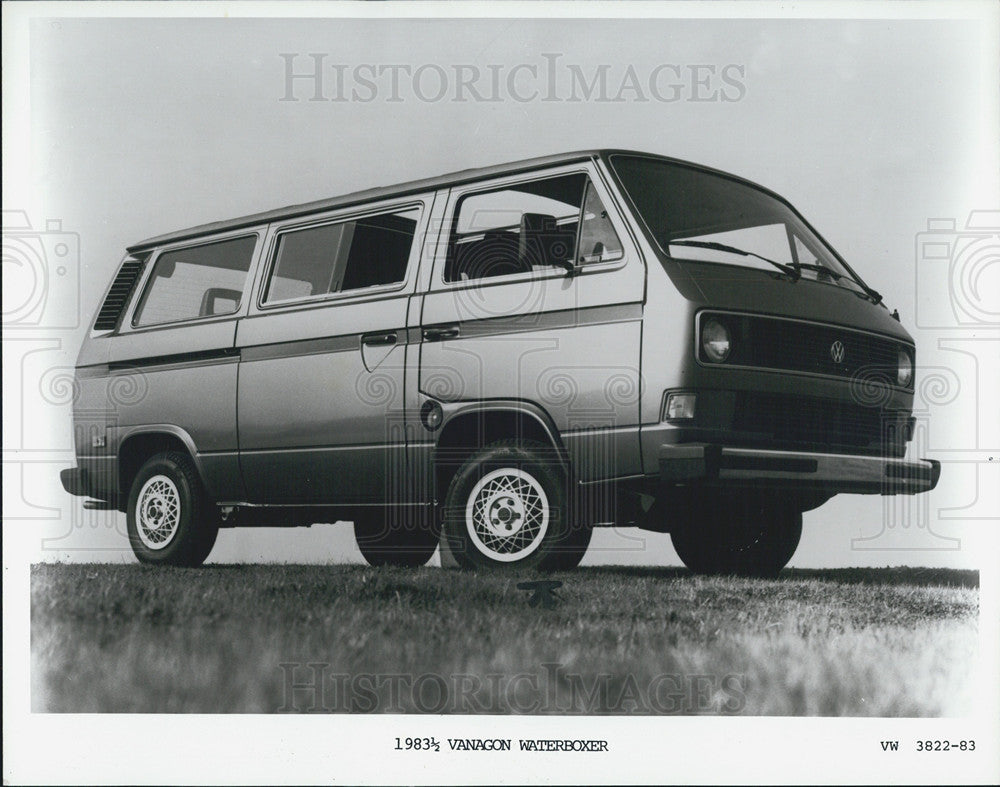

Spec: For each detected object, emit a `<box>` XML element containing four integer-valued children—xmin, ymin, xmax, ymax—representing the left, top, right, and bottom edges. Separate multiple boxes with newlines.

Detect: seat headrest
<box><xmin>518</xmin><ymin>213</ymin><xmax>557</xmax><ymax>263</ymax></box>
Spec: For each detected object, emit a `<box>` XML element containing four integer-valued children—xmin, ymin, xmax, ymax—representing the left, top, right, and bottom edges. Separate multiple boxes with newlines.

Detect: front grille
<box><xmin>734</xmin><ymin>391</ymin><xmax>907</xmax><ymax>456</ymax></box>
<box><xmin>701</xmin><ymin>312</ymin><xmax>910</xmax><ymax>386</ymax></box>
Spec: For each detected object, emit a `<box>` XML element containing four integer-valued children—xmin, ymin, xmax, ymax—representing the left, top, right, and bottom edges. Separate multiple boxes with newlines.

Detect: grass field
<box><xmin>31</xmin><ymin>563</ymin><xmax>979</xmax><ymax>715</ymax></box>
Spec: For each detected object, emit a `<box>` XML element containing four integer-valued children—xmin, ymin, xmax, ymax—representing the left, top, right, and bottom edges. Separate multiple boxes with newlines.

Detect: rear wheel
<box><xmin>354</xmin><ymin>513</ymin><xmax>438</xmax><ymax>567</ymax></box>
<box><xmin>669</xmin><ymin>493</ymin><xmax>802</xmax><ymax>578</ymax></box>
<box><xmin>126</xmin><ymin>451</ymin><xmax>219</xmax><ymax>566</ymax></box>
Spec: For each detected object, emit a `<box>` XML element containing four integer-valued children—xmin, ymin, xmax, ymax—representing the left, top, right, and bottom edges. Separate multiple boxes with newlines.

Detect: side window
<box><xmin>445</xmin><ymin>173</ymin><xmax>623</xmax><ymax>283</ymax></box>
<box><xmin>793</xmin><ymin>234</ymin><xmax>821</xmax><ymax>266</ymax></box>
<box><xmin>792</xmin><ymin>233</ymin><xmax>840</xmax><ymax>282</ymax></box>
<box><xmin>263</xmin><ymin>208</ymin><xmax>419</xmax><ymax>305</ymax></box>
<box><xmin>578</xmin><ymin>181</ymin><xmax>624</xmax><ymax>264</ymax></box>
<box><xmin>133</xmin><ymin>235</ymin><xmax>257</xmax><ymax>327</ymax></box>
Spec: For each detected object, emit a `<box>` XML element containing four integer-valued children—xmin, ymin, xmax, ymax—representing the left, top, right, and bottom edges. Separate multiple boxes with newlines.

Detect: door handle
<box><xmin>361</xmin><ymin>331</ymin><xmax>398</xmax><ymax>347</ymax></box>
<box><xmin>423</xmin><ymin>325</ymin><xmax>460</xmax><ymax>341</ymax></box>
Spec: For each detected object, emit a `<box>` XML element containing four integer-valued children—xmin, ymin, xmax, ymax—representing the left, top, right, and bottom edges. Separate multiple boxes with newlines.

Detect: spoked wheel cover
<box><xmin>135</xmin><ymin>474</ymin><xmax>182</xmax><ymax>550</ymax></box>
<box><xmin>465</xmin><ymin>467</ymin><xmax>550</xmax><ymax>562</ymax></box>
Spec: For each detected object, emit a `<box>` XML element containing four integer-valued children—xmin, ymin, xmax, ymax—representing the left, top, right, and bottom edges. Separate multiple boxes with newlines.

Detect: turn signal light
<box><xmin>665</xmin><ymin>392</ymin><xmax>697</xmax><ymax>420</ymax></box>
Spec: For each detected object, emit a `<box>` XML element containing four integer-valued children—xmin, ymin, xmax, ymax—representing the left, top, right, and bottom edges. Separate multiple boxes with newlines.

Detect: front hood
<box><xmin>661</xmin><ymin>258</ymin><xmax>911</xmax><ymax>342</ymax></box>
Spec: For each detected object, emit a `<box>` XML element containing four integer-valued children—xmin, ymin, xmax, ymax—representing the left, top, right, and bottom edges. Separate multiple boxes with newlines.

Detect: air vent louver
<box><xmin>93</xmin><ymin>259</ymin><xmax>144</xmax><ymax>331</ymax></box>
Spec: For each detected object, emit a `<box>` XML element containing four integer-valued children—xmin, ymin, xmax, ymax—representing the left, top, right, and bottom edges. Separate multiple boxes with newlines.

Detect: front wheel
<box><xmin>669</xmin><ymin>494</ymin><xmax>802</xmax><ymax>578</ymax></box>
<box><xmin>441</xmin><ymin>440</ymin><xmax>571</xmax><ymax>570</ymax></box>
<box><xmin>354</xmin><ymin>513</ymin><xmax>438</xmax><ymax>568</ymax></box>
<box><xmin>126</xmin><ymin>451</ymin><xmax>219</xmax><ymax>566</ymax></box>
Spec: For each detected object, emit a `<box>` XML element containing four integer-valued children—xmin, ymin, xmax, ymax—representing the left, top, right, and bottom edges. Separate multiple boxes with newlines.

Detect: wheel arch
<box><xmin>117</xmin><ymin>425</ymin><xmax>204</xmax><ymax>502</ymax></box>
<box><xmin>433</xmin><ymin>400</ymin><xmax>569</xmax><ymax>503</ymax></box>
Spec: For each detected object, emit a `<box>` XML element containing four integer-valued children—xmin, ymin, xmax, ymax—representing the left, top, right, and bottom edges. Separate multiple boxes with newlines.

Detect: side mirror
<box><xmin>576</xmin><ymin>241</ymin><xmax>606</xmax><ymax>268</ymax></box>
<box><xmin>557</xmin><ymin>258</ymin><xmax>579</xmax><ymax>276</ymax></box>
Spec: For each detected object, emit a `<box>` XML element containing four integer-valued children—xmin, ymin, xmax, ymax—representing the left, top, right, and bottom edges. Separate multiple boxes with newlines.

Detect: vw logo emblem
<box><xmin>830</xmin><ymin>340</ymin><xmax>846</xmax><ymax>364</ymax></box>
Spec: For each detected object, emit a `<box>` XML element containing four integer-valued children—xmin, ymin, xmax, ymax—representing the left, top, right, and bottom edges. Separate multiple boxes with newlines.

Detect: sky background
<box><xmin>4</xmin><ymin>9</ymin><xmax>998</xmax><ymax>568</ymax></box>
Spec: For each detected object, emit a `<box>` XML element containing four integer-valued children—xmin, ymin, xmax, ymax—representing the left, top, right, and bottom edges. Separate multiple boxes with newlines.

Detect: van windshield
<box><xmin>609</xmin><ymin>155</ymin><xmax>869</xmax><ymax>296</ymax></box>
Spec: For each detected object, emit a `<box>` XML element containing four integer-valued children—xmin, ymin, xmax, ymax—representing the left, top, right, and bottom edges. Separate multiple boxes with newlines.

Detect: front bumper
<box><xmin>659</xmin><ymin>443</ymin><xmax>940</xmax><ymax>495</ymax></box>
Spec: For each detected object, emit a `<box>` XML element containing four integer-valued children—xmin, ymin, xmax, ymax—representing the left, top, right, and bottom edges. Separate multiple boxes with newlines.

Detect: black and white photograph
<box><xmin>3</xmin><ymin>1</ymin><xmax>998</xmax><ymax>784</ymax></box>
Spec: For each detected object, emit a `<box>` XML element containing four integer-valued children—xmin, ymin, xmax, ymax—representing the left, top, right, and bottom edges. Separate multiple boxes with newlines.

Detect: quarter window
<box><xmin>133</xmin><ymin>235</ymin><xmax>257</xmax><ymax>327</ymax></box>
<box><xmin>578</xmin><ymin>181</ymin><xmax>625</xmax><ymax>264</ymax></box>
<box><xmin>445</xmin><ymin>174</ymin><xmax>623</xmax><ymax>283</ymax></box>
<box><xmin>263</xmin><ymin>208</ymin><xmax>419</xmax><ymax>304</ymax></box>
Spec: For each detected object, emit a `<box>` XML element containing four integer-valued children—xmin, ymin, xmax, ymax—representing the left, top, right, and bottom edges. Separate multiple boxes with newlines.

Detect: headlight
<box><xmin>701</xmin><ymin>318</ymin><xmax>731</xmax><ymax>363</ymax></box>
<box><xmin>897</xmin><ymin>348</ymin><xmax>913</xmax><ymax>387</ymax></box>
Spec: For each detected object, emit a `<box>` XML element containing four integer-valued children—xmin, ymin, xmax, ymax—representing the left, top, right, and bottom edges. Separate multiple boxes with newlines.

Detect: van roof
<box><xmin>126</xmin><ymin>149</ymin><xmax>773</xmax><ymax>252</ymax></box>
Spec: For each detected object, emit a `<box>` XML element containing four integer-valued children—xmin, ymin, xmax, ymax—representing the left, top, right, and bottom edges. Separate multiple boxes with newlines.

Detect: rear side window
<box><xmin>93</xmin><ymin>256</ymin><xmax>146</xmax><ymax>331</ymax></box>
<box><xmin>445</xmin><ymin>173</ymin><xmax>623</xmax><ymax>283</ymax></box>
<box><xmin>263</xmin><ymin>208</ymin><xmax>419</xmax><ymax>305</ymax></box>
<box><xmin>133</xmin><ymin>235</ymin><xmax>257</xmax><ymax>327</ymax></box>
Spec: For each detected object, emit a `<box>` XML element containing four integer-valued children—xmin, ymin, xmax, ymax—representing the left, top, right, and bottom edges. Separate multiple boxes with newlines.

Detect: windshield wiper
<box><xmin>792</xmin><ymin>262</ymin><xmax>883</xmax><ymax>304</ymax></box>
<box><xmin>669</xmin><ymin>240</ymin><xmax>884</xmax><ymax>304</ymax></box>
<box><xmin>668</xmin><ymin>239</ymin><xmax>797</xmax><ymax>278</ymax></box>
<box><xmin>855</xmin><ymin>281</ymin><xmax>883</xmax><ymax>305</ymax></box>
